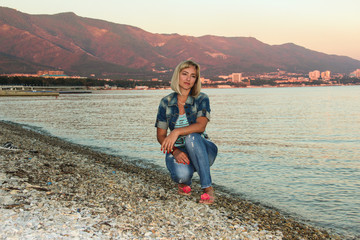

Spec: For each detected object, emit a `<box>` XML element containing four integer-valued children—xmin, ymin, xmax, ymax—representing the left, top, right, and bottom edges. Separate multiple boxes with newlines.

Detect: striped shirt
<box><xmin>174</xmin><ymin>114</ymin><xmax>189</xmax><ymax>147</ymax></box>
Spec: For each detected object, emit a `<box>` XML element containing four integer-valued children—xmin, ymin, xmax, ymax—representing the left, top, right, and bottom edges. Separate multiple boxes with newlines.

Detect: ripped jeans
<box><xmin>165</xmin><ymin>133</ymin><xmax>218</xmax><ymax>189</ymax></box>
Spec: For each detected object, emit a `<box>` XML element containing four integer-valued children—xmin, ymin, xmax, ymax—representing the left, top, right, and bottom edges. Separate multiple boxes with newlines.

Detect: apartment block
<box><xmin>309</xmin><ymin>70</ymin><xmax>321</xmax><ymax>80</ymax></box>
<box><xmin>350</xmin><ymin>69</ymin><xmax>360</xmax><ymax>78</ymax></box>
<box><xmin>321</xmin><ymin>70</ymin><xmax>331</xmax><ymax>81</ymax></box>
<box><xmin>231</xmin><ymin>73</ymin><xmax>242</xmax><ymax>83</ymax></box>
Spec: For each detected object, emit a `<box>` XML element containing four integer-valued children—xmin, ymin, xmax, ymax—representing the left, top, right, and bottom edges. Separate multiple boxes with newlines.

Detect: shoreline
<box><xmin>1</xmin><ymin>83</ymin><xmax>359</xmax><ymax>94</ymax></box>
<box><xmin>0</xmin><ymin>121</ymin><xmax>346</xmax><ymax>239</ymax></box>
<box><xmin>0</xmin><ymin>90</ymin><xmax>59</xmax><ymax>97</ymax></box>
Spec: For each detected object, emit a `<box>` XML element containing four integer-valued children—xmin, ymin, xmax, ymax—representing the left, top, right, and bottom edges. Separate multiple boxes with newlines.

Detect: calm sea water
<box><xmin>0</xmin><ymin>86</ymin><xmax>359</xmax><ymax>237</ymax></box>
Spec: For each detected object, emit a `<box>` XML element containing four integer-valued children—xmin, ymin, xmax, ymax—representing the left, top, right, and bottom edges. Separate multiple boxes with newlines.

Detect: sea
<box><xmin>0</xmin><ymin>86</ymin><xmax>359</xmax><ymax>238</ymax></box>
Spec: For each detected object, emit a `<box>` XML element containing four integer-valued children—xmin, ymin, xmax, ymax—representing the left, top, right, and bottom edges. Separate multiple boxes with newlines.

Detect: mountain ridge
<box><xmin>0</xmin><ymin>7</ymin><xmax>359</xmax><ymax>77</ymax></box>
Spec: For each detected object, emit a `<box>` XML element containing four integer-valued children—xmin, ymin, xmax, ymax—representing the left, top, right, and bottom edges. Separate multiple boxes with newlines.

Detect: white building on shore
<box><xmin>321</xmin><ymin>70</ymin><xmax>331</xmax><ymax>81</ymax></box>
<box><xmin>231</xmin><ymin>73</ymin><xmax>242</xmax><ymax>83</ymax></box>
<box><xmin>309</xmin><ymin>70</ymin><xmax>321</xmax><ymax>81</ymax></box>
<box><xmin>350</xmin><ymin>69</ymin><xmax>360</xmax><ymax>78</ymax></box>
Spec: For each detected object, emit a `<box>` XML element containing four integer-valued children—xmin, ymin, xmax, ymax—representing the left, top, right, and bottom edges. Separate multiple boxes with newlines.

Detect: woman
<box><xmin>155</xmin><ymin>60</ymin><xmax>218</xmax><ymax>204</ymax></box>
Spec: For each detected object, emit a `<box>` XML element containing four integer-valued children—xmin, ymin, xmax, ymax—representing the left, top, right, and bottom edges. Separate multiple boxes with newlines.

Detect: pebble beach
<box><xmin>0</xmin><ymin>121</ymin><xmax>344</xmax><ymax>239</ymax></box>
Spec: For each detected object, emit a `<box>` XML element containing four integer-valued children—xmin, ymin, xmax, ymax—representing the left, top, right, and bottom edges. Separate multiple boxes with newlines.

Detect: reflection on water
<box><xmin>1</xmin><ymin>86</ymin><xmax>359</xmax><ymax>237</ymax></box>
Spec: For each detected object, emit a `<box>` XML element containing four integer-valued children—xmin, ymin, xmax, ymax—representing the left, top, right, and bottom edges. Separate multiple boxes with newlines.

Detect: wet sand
<box><xmin>0</xmin><ymin>121</ymin><xmax>342</xmax><ymax>239</ymax></box>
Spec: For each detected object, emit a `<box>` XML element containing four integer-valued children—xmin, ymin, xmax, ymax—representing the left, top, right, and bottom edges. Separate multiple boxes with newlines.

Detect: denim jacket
<box><xmin>155</xmin><ymin>92</ymin><xmax>211</xmax><ymax>138</ymax></box>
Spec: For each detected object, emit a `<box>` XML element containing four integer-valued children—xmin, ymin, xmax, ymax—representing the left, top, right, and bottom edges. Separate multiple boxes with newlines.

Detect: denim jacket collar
<box><xmin>168</xmin><ymin>92</ymin><xmax>194</xmax><ymax>106</ymax></box>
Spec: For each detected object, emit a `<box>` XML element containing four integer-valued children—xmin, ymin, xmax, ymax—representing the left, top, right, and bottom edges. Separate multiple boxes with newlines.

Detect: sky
<box><xmin>1</xmin><ymin>0</ymin><xmax>360</xmax><ymax>60</ymax></box>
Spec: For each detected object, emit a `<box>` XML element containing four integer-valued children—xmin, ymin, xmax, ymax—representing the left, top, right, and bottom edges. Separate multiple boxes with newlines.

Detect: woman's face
<box><xmin>179</xmin><ymin>66</ymin><xmax>197</xmax><ymax>92</ymax></box>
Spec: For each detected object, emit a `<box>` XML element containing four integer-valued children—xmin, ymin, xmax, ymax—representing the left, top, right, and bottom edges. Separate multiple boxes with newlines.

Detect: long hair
<box><xmin>170</xmin><ymin>60</ymin><xmax>201</xmax><ymax>97</ymax></box>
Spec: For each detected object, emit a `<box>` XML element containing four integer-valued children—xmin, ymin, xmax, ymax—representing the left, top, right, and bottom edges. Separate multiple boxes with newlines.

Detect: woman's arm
<box><xmin>157</xmin><ymin>128</ymin><xmax>167</xmax><ymax>145</ymax></box>
<box><xmin>157</xmin><ymin>127</ymin><xmax>191</xmax><ymax>164</ymax></box>
<box><xmin>160</xmin><ymin>116</ymin><xmax>208</xmax><ymax>153</ymax></box>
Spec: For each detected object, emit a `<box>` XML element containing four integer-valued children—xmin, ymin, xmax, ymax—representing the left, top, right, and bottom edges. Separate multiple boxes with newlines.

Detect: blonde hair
<box><xmin>170</xmin><ymin>60</ymin><xmax>201</xmax><ymax>97</ymax></box>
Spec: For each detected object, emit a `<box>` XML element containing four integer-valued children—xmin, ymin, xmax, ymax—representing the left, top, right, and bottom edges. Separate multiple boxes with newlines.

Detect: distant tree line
<box><xmin>1</xmin><ymin>76</ymin><xmax>359</xmax><ymax>89</ymax></box>
<box><xmin>0</xmin><ymin>76</ymin><xmax>170</xmax><ymax>88</ymax></box>
<box><xmin>250</xmin><ymin>79</ymin><xmax>277</xmax><ymax>86</ymax></box>
<box><xmin>0</xmin><ymin>76</ymin><xmax>104</xmax><ymax>86</ymax></box>
<box><xmin>336</xmin><ymin>77</ymin><xmax>360</xmax><ymax>85</ymax></box>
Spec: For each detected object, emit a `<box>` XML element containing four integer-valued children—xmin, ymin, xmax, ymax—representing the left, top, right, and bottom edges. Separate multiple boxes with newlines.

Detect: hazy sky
<box><xmin>1</xmin><ymin>0</ymin><xmax>360</xmax><ymax>60</ymax></box>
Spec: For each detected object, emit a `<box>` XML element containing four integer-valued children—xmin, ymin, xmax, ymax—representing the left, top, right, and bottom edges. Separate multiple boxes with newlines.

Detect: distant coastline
<box><xmin>1</xmin><ymin>83</ymin><xmax>359</xmax><ymax>94</ymax></box>
<box><xmin>1</xmin><ymin>75</ymin><xmax>359</xmax><ymax>93</ymax></box>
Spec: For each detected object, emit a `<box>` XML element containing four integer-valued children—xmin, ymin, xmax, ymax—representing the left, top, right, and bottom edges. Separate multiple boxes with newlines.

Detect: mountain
<box><xmin>0</xmin><ymin>7</ymin><xmax>359</xmax><ymax>77</ymax></box>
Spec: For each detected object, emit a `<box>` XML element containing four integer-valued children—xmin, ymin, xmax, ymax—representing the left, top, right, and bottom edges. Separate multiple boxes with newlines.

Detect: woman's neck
<box><xmin>180</xmin><ymin>88</ymin><xmax>190</xmax><ymax>96</ymax></box>
<box><xmin>179</xmin><ymin>89</ymin><xmax>190</xmax><ymax>98</ymax></box>
<box><xmin>178</xmin><ymin>93</ymin><xmax>188</xmax><ymax>102</ymax></box>
<box><xmin>177</xmin><ymin>91</ymin><xmax>188</xmax><ymax>108</ymax></box>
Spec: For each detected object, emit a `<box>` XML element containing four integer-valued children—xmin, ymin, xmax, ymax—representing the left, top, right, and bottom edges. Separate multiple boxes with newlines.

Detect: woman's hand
<box><xmin>161</xmin><ymin>129</ymin><xmax>179</xmax><ymax>153</ymax></box>
<box><xmin>173</xmin><ymin>149</ymin><xmax>190</xmax><ymax>165</ymax></box>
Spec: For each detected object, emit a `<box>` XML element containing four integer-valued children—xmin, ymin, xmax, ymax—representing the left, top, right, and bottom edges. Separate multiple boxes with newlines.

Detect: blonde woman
<box><xmin>155</xmin><ymin>60</ymin><xmax>218</xmax><ymax>204</ymax></box>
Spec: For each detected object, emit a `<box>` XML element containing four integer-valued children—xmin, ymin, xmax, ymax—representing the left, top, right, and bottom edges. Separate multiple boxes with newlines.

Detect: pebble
<box><xmin>0</xmin><ymin>121</ymin><xmax>344</xmax><ymax>239</ymax></box>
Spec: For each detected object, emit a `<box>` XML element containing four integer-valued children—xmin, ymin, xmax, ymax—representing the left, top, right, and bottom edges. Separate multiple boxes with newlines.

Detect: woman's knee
<box><xmin>171</xmin><ymin>169</ymin><xmax>192</xmax><ymax>184</ymax></box>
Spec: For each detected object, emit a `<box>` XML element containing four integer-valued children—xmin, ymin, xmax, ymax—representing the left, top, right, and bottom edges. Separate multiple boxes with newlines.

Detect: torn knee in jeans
<box><xmin>171</xmin><ymin>169</ymin><xmax>192</xmax><ymax>184</ymax></box>
<box><xmin>185</xmin><ymin>133</ymin><xmax>202</xmax><ymax>147</ymax></box>
<box><xmin>172</xmin><ymin>175</ymin><xmax>192</xmax><ymax>184</ymax></box>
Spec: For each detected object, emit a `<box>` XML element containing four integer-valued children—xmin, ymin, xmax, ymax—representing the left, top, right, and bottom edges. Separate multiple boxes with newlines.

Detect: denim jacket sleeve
<box><xmin>196</xmin><ymin>93</ymin><xmax>211</xmax><ymax>121</ymax></box>
<box><xmin>155</xmin><ymin>97</ymin><xmax>168</xmax><ymax>130</ymax></box>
